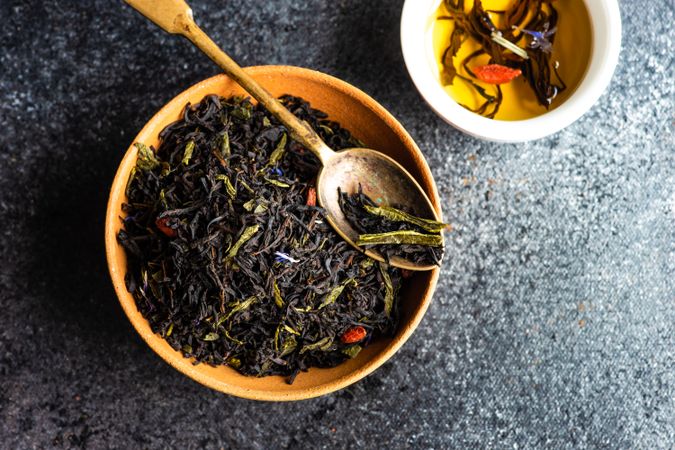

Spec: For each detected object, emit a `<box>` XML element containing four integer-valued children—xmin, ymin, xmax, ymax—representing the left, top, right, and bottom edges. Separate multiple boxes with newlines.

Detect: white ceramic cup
<box><xmin>400</xmin><ymin>0</ymin><xmax>622</xmax><ymax>142</ymax></box>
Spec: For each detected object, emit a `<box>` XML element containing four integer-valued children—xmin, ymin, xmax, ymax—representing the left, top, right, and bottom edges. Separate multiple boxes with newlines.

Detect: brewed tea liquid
<box><xmin>432</xmin><ymin>0</ymin><xmax>592</xmax><ymax>121</ymax></box>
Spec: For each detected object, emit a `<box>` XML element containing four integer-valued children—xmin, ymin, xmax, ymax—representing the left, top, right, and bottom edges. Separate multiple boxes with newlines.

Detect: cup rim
<box><xmin>105</xmin><ymin>65</ymin><xmax>442</xmax><ymax>401</ymax></box>
<box><xmin>400</xmin><ymin>0</ymin><xmax>622</xmax><ymax>142</ymax></box>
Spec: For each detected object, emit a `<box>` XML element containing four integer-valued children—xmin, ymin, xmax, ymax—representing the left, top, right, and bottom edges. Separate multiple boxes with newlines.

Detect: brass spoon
<box><xmin>125</xmin><ymin>0</ymin><xmax>443</xmax><ymax>271</ymax></box>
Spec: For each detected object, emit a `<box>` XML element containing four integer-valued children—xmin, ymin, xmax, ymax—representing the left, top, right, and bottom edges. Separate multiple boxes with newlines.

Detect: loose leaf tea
<box><xmin>338</xmin><ymin>188</ymin><xmax>447</xmax><ymax>266</ymax></box>
<box><xmin>435</xmin><ymin>0</ymin><xmax>581</xmax><ymax>119</ymax></box>
<box><xmin>118</xmin><ymin>95</ymin><xmax>409</xmax><ymax>383</ymax></box>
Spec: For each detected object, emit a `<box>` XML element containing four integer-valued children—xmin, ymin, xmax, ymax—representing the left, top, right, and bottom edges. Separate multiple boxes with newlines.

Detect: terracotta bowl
<box><xmin>105</xmin><ymin>65</ymin><xmax>442</xmax><ymax>401</ymax></box>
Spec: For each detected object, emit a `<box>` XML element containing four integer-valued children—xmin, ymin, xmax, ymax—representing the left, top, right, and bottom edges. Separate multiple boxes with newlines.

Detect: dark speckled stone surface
<box><xmin>0</xmin><ymin>0</ymin><xmax>673</xmax><ymax>448</ymax></box>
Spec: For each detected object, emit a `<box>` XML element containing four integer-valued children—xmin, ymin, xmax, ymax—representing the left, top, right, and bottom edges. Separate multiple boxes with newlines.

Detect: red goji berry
<box><xmin>473</xmin><ymin>64</ymin><xmax>522</xmax><ymax>84</ymax></box>
<box><xmin>306</xmin><ymin>186</ymin><xmax>317</xmax><ymax>206</ymax></box>
<box><xmin>155</xmin><ymin>216</ymin><xmax>177</xmax><ymax>237</ymax></box>
<box><xmin>340</xmin><ymin>326</ymin><xmax>367</xmax><ymax>344</ymax></box>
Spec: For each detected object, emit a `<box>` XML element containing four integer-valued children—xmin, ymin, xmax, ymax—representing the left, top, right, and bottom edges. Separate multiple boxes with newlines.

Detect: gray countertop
<box><xmin>0</xmin><ymin>0</ymin><xmax>673</xmax><ymax>448</ymax></box>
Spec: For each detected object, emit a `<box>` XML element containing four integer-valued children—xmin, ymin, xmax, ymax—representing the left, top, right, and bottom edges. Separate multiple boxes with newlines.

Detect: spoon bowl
<box><xmin>318</xmin><ymin>147</ymin><xmax>442</xmax><ymax>271</ymax></box>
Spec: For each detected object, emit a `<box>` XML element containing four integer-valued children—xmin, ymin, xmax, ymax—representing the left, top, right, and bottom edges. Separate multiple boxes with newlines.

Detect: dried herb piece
<box><xmin>134</xmin><ymin>143</ymin><xmax>159</xmax><ymax>171</ymax></box>
<box><xmin>340</xmin><ymin>326</ymin><xmax>367</xmax><ymax>344</ymax></box>
<box><xmin>342</xmin><ymin>345</ymin><xmax>362</xmax><ymax>358</ymax></box>
<box><xmin>226</xmin><ymin>225</ymin><xmax>260</xmax><ymax>259</ymax></box>
<box><xmin>182</xmin><ymin>140</ymin><xmax>195</xmax><ymax>165</ymax></box>
<box><xmin>356</xmin><ymin>231</ymin><xmax>444</xmax><ymax>247</ymax></box>
<box><xmin>473</xmin><ymin>64</ymin><xmax>522</xmax><ymax>84</ymax></box>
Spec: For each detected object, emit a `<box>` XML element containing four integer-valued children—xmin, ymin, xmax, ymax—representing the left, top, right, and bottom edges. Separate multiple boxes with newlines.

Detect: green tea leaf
<box><xmin>215</xmin><ymin>174</ymin><xmax>236</xmax><ymax>198</ymax></box>
<box><xmin>342</xmin><ymin>345</ymin><xmax>362</xmax><ymax>358</ymax></box>
<box><xmin>283</xmin><ymin>325</ymin><xmax>300</xmax><ymax>335</ymax></box>
<box><xmin>160</xmin><ymin>162</ymin><xmax>171</xmax><ymax>177</ymax></box>
<box><xmin>224</xmin><ymin>295</ymin><xmax>257</xmax><ymax>321</ymax></box>
<box><xmin>159</xmin><ymin>189</ymin><xmax>168</xmax><ymax>208</ymax></box>
<box><xmin>318</xmin><ymin>278</ymin><xmax>356</xmax><ymax>310</ymax></box>
<box><xmin>182</xmin><ymin>140</ymin><xmax>195</xmax><ymax>165</ymax></box>
<box><xmin>182</xmin><ymin>344</ymin><xmax>192</xmax><ymax>354</ymax></box>
<box><xmin>264</xmin><ymin>177</ymin><xmax>290</xmax><ymax>188</ymax></box>
<box><xmin>243</xmin><ymin>199</ymin><xmax>256</xmax><ymax>212</ymax></box>
<box><xmin>231</xmin><ymin>105</ymin><xmax>252</xmax><ymax>120</ymax></box>
<box><xmin>379</xmin><ymin>262</ymin><xmax>394</xmax><ymax>317</ymax></box>
<box><xmin>224</xmin><ymin>329</ymin><xmax>244</xmax><ymax>345</ymax></box>
<box><xmin>134</xmin><ymin>143</ymin><xmax>160</xmax><ymax>171</ymax></box>
<box><xmin>267</xmin><ymin>133</ymin><xmax>287</xmax><ymax>167</ymax></box>
<box><xmin>220</xmin><ymin>131</ymin><xmax>230</xmax><ymax>159</ymax></box>
<box><xmin>239</xmin><ymin>180</ymin><xmax>254</xmax><ymax>194</ymax></box>
<box><xmin>226</xmin><ymin>224</ymin><xmax>260</xmax><ymax>258</ymax></box>
<box><xmin>165</xmin><ymin>322</ymin><xmax>174</xmax><ymax>337</ymax></box>
<box><xmin>253</xmin><ymin>203</ymin><xmax>268</xmax><ymax>214</ymax></box>
<box><xmin>363</xmin><ymin>205</ymin><xmax>449</xmax><ymax>233</ymax></box>
<box><xmin>202</xmin><ymin>332</ymin><xmax>219</xmax><ymax>341</ymax></box>
<box><xmin>216</xmin><ymin>313</ymin><xmax>228</xmax><ymax>327</ymax></box>
<box><xmin>280</xmin><ymin>336</ymin><xmax>297</xmax><ymax>357</ymax></box>
<box><xmin>300</xmin><ymin>336</ymin><xmax>333</xmax><ymax>354</ymax></box>
<box><xmin>356</xmin><ymin>231</ymin><xmax>443</xmax><ymax>247</ymax></box>
<box><xmin>274</xmin><ymin>324</ymin><xmax>282</xmax><ymax>351</ymax></box>
<box><xmin>273</xmin><ymin>280</ymin><xmax>285</xmax><ymax>308</ymax></box>
<box><xmin>262</xmin><ymin>117</ymin><xmax>271</xmax><ymax>127</ymax></box>
<box><xmin>227</xmin><ymin>356</ymin><xmax>241</xmax><ymax>368</ymax></box>
<box><xmin>125</xmin><ymin>167</ymin><xmax>137</xmax><ymax>197</ymax></box>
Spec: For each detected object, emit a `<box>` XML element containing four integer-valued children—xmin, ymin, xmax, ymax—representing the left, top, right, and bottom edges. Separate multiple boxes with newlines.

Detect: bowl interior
<box><xmin>105</xmin><ymin>66</ymin><xmax>442</xmax><ymax>401</ymax></box>
<box><xmin>400</xmin><ymin>0</ymin><xmax>622</xmax><ymax>142</ymax></box>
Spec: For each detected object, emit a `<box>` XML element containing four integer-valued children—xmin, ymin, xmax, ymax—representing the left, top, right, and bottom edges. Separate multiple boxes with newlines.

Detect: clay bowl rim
<box><xmin>105</xmin><ymin>65</ymin><xmax>442</xmax><ymax>401</ymax></box>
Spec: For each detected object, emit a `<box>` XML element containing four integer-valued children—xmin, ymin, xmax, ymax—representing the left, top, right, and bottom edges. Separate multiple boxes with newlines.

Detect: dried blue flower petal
<box><xmin>274</xmin><ymin>251</ymin><xmax>300</xmax><ymax>264</ymax></box>
<box><xmin>521</xmin><ymin>23</ymin><xmax>557</xmax><ymax>54</ymax></box>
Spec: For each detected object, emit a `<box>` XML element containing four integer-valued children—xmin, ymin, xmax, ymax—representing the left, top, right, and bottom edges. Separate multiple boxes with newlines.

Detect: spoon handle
<box><xmin>125</xmin><ymin>0</ymin><xmax>334</xmax><ymax>163</ymax></box>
